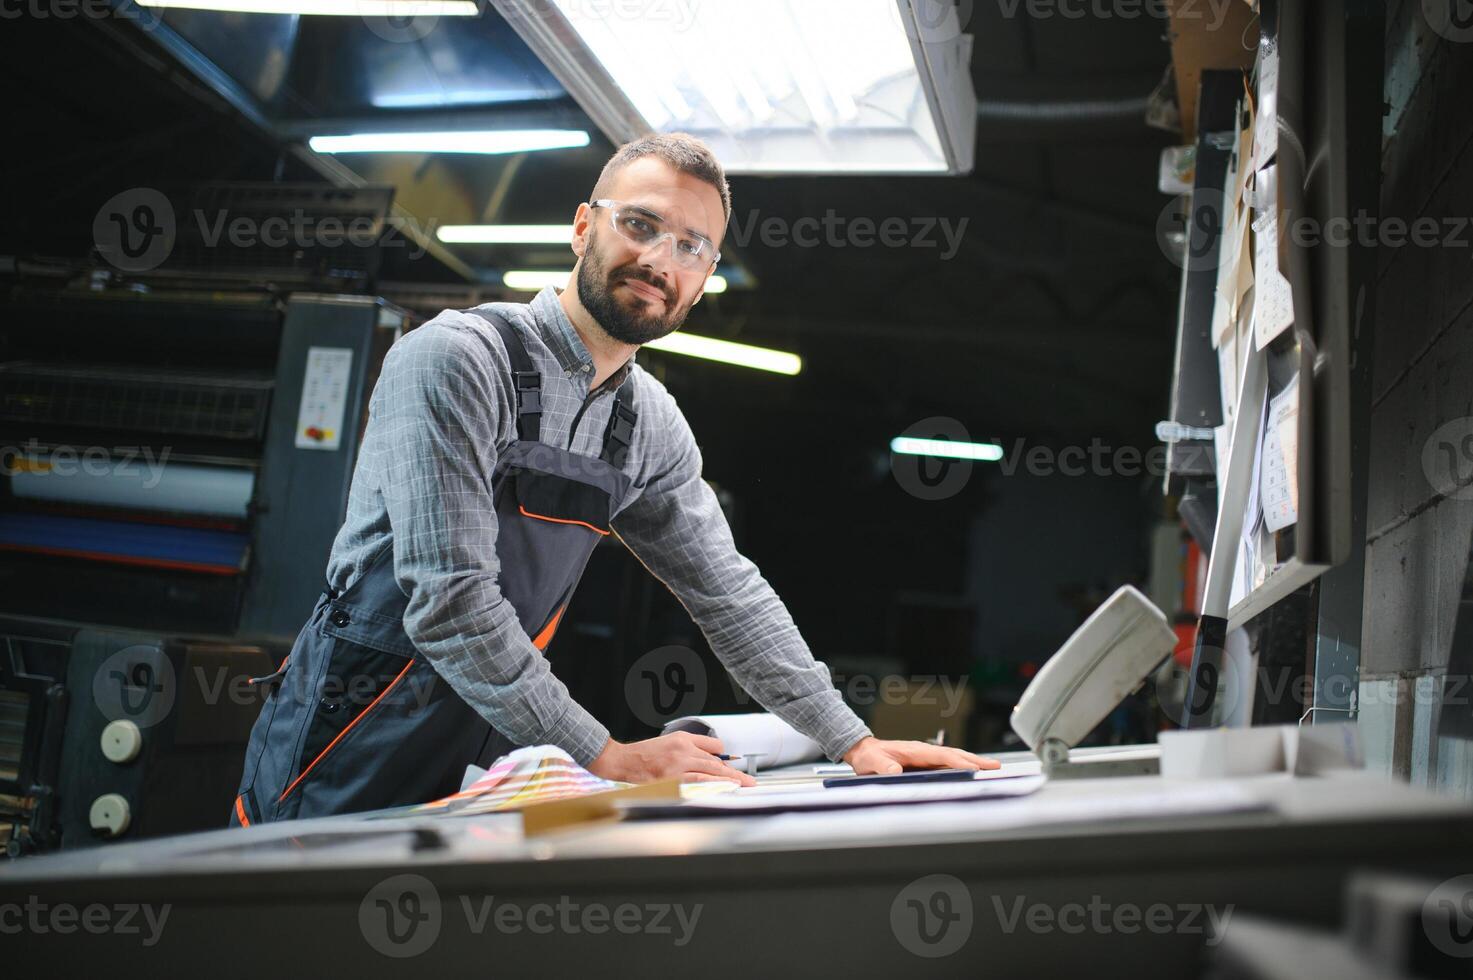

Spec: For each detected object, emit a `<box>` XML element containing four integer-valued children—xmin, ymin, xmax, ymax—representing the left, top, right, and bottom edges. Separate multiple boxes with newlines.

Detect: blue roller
<box><xmin>0</xmin><ymin>512</ymin><xmax>249</xmax><ymax>573</ymax></box>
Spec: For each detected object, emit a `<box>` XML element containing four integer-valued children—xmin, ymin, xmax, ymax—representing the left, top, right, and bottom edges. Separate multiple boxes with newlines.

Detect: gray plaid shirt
<box><xmin>325</xmin><ymin>286</ymin><xmax>871</xmax><ymax>766</ymax></box>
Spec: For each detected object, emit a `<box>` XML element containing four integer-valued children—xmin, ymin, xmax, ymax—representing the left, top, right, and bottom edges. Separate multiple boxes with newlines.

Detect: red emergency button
<box><xmin>305</xmin><ymin>426</ymin><xmax>325</xmax><ymax>441</ymax></box>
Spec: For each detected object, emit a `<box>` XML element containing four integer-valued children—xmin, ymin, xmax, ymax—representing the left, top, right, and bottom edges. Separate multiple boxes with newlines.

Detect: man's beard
<box><xmin>576</xmin><ymin>235</ymin><xmax>692</xmax><ymax>345</ymax></box>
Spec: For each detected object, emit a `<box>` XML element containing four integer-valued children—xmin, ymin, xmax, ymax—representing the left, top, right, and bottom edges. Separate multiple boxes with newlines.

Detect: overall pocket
<box><xmin>277</xmin><ymin>626</ymin><xmax>416</xmax><ymax>807</ymax></box>
<box><xmin>510</xmin><ymin>465</ymin><xmax>615</xmax><ymax>536</ymax></box>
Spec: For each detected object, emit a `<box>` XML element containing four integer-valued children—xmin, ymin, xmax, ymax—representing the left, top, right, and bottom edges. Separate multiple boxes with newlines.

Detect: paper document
<box><xmin>1260</xmin><ymin>377</ymin><xmax>1300</xmax><ymax>532</ymax></box>
<box><xmin>620</xmin><ymin>774</ymin><xmax>1047</xmax><ymax>818</ymax></box>
<box><xmin>1252</xmin><ymin>190</ymin><xmax>1295</xmax><ymax>349</ymax></box>
<box><xmin>663</xmin><ymin>713</ymin><xmax>825</xmax><ymax>768</ymax></box>
<box><xmin>735</xmin><ymin>782</ymin><xmax>1267</xmax><ymax>849</ymax></box>
<box><xmin>1231</xmin><ymin>394</ymin><xmax>1267</xmax><ymax>609</ymax></box>
<box><xmin>1250</xmin><ymin>43</ymin><xmax>1279</xmax><ymax>172</ymax></box>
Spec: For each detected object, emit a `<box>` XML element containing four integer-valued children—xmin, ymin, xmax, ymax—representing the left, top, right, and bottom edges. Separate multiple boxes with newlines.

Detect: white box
<box><xmin>1159</xmin><ymin>727</ymin><xmax>1287</xmax><ymax>779</ymax></box>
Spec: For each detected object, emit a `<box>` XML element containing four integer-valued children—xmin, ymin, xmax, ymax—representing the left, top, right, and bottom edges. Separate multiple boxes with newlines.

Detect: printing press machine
<box><xmin>0</xmin><ymin>285</ymin><xmax>405</xmax><ymax>854</ymax></box>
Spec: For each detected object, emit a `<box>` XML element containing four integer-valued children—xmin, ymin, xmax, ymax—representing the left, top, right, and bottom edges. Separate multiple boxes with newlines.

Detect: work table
<box><xmin>6</xmin><ymin>753</ymin><xmax>1471</xmax><ymax>978</ymax></box>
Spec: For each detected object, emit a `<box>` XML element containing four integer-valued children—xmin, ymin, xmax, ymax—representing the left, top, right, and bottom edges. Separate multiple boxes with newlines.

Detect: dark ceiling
<box><xmin>2</xmin><ymin>5</ymin><xmax>1181</xmax><ymax>447</ymax></box>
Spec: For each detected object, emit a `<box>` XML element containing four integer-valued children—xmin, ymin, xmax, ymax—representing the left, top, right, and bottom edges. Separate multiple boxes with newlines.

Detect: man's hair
<box><xmin>591</xmin><ymin>132</ymin><xmax>732</xmax><ymax>225</ymax></box>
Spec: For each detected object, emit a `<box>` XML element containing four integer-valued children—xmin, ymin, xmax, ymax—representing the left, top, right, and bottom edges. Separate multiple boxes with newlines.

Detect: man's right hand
<box><xmin>587</xmin><ymin>732</ymin><xmax>756</xmax><ymax>787</ymax></box>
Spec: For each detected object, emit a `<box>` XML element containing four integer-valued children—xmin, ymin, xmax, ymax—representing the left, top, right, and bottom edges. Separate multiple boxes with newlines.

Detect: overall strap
<box><xmin>472</xmin><ymin>310</ymin><xmax>541</xmax><ymax>442</ymax></box>
<box><xmin>600</xmin><ymin>382</ymin><xmax>638</xmax><ymax>469</ymax></box>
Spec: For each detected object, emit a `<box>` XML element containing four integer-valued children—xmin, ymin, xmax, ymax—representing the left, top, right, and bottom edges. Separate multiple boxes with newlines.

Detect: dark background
<box><xmin>1</xmin><ymin>6</ymin><xmax>1183</xmax><ymax>748</ymax></box>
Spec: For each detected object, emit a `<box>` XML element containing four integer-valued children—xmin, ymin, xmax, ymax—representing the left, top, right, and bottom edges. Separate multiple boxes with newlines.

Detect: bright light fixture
<box><xmin>502</xmin><ymin>271</ymin><xmax>727</xmax><ymax>294</ymax></box>
<box><xmin>139</xmin><ymin>0</ymin><xmax>477</xmax><ymax>13</ymax></box>
<box><xmin>502</xmin><ymin>270</ymin><xmax>572</xmax><ymax>291</ymax></box>
<box><xmin>308</xmin><ymin>130</ymin><xmax>590</xmax><ymax>155</ymax></box>
<box><xmin>491</xmin><ymin>0</ymin><xmax>976</xmax><ymax>174</ymax></box>
<box><xmin>890</xmin><ymin>437</ymin><xmax>1003</xmax><ymax>462</ymax></box>
<box><xmin>371</xmin><ymin>90</ymin><xmax>546</xmax><ymax>109</ymax></box>
<box><xmin>644</xmin><ymin>333</ymin><xmax>800</xmax><ymax>375</ymax></box>
<box><xmin>439</xmin><ymin>225</ymin><xmax>573</xmax><ymax>245</ymax></box>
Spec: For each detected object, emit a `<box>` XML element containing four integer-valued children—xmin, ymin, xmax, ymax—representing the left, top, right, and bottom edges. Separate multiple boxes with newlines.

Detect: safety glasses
<box><xmin>589</xmin><ymin>199</ymin><xmax>720</xmax><ymax>270</ymax></box>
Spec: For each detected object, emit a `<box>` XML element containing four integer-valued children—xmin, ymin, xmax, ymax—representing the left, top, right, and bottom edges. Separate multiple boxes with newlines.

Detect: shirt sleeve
<box><xmin>610</xmin><ymin>384</ymin><xmax>872</xmax><ymax>762</ymax></box>
<box><xmin>368</xmin><ymin>318</ymin><xmax>611</xmax><ymax>766</ymax></box>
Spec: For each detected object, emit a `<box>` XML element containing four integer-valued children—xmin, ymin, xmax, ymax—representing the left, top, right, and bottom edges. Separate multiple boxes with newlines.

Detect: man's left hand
<box><xmin>842</xmin><ymin>736</ymin><xmax>1001</xmax><ymax>775</ymax></box>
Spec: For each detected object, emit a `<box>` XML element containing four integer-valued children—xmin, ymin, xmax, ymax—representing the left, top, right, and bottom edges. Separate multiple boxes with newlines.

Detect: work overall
<box><xmin>230</xmin><ymin>312</ymin><xmax>638</xmax><ymax>825</ymax></box>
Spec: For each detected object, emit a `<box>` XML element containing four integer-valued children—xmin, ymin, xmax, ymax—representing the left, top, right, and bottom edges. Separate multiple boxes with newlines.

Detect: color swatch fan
<box><xmin>412</xmin><ymin>746</ymin><xmax>622</xmax><ymax>816</ymax></box>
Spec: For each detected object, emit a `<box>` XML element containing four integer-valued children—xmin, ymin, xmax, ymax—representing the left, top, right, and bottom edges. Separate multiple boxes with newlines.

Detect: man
<box><xmin>231</xmin><ymin>134</ymin><xmax>993</xmax><ymax>825</ymax></box>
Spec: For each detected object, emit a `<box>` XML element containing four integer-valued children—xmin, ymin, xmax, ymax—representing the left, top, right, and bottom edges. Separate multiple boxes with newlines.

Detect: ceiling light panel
<box><xmin>492</xmin><ymin>0</ymin><xmax>976</xmax><ymax>174</ymax></box>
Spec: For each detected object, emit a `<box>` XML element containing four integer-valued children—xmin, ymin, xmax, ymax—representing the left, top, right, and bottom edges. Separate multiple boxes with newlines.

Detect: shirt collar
<box><xmin>530</xmin><ymin>286</ymin><xmax>636</xmax><ymax>390</ymax></box>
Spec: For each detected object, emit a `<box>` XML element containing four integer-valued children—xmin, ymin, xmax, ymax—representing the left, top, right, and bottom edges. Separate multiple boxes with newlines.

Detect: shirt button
<box><xmin>564</xmin><ymin>370</ymin><xmax>572</xmax><ymax>378</ymax></box>
<box><xmin>330</xmin><ymin>610</ymin><xmax>350</xmax><ymax>627</ymax></box>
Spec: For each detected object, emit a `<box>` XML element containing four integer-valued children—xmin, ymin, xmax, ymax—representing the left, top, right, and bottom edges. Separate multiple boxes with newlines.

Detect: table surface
<box><xmin>8</xmin><ymin>747</ymin><xmax>1472</xmax><ymax>979</ymax></box>
<box><xmin>5</xmin><ymin>746</ymin><xmax>1470</xmax><ymax>886</ymax></box>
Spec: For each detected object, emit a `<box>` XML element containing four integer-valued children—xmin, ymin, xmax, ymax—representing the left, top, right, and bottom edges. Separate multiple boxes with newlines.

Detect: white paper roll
<box><xmin>662</xmin><ymin>713</ymin><xmax>826</xmax><ymax>769</ymax></box>
<box><xmin>9</xmin><ymin>456</ymin><xmax>255</xmax><ymax>519</ymax></box>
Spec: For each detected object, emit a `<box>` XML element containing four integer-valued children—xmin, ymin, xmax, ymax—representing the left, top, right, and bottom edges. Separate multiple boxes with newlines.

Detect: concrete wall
<box><xmin>1359</xmin><ymin>0</ymin><xmax>1473</xmax><ymax>795</ymax></box>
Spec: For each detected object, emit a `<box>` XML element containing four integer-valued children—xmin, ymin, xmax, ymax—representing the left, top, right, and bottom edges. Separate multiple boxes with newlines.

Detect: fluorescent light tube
<box><xmin>439</xmin><ymin>225</ymin><xmax>573</xmax><ymax>245</ymax></box>
<box><xmin>890</xmin><ymin>437</ymin><xmax>1004</xmax><ymax>462</ymax></box>
<box><xmin>308</xmin><ymin>130</ymin><xmax>589</xmax><ymax>155</ymax></box>
<box><xmin>502</xmin><ymin>270</ymin><xmax>572</xmax><ymax>291</ymax></box>
<box><xmin>644</xmin><ymin>333</ymin><xmax>800</xmax><ymax>375</ymax></box>
<box><xmin>502</xmin><ymin>271</ymin><xmax>727</xmax><ymax>294</ymax></box>
<box><xmin>139</xmin><ymin>0</ymin><xmax>478</xmax><ymax>13</ymax></box>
